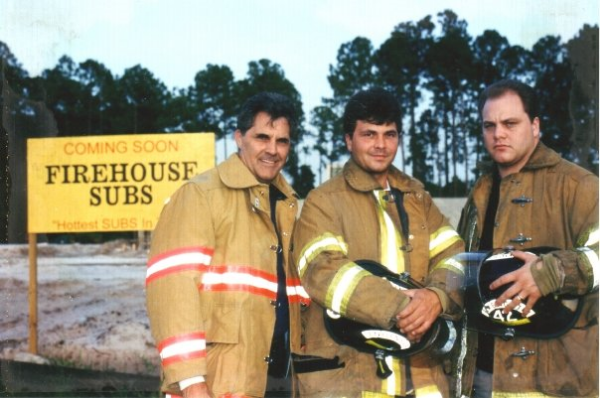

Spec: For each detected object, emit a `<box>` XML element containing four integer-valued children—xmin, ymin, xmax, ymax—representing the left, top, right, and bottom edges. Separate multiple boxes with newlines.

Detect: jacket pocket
<box><xmin>202</xmin><ymin>301</ymin><xmax>241</xmax><ymax>344</ymax></box>
<box><xmin>196</xmin><ymin>271</ymin><xmax>244</xmax><ymax>344</ymax></box>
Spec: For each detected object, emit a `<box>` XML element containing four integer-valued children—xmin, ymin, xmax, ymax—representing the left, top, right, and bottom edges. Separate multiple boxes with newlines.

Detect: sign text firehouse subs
<box><xmin>27</xmin><ymin>133</ymin><xmax>215</xmax><ymax>233</ymax></box>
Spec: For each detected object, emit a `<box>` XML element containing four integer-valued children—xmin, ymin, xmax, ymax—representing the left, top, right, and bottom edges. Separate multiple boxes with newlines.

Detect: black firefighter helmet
<box><xmin>464</xmin><ymin>246</ymin><xmax>582</xmax><ymax>339</ymax></box>
<box><xmin>323</xmin><ymin>259</ymin><xmax>458</xmax><ymax>376</ymax></box>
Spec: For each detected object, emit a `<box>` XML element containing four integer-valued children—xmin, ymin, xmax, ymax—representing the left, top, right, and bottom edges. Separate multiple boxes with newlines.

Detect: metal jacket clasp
<box><xmin>511</xmin><ymin>347</ymin><xmax>535</xmax><ymax>360</ymax></box>
<box><xmin>510</xmin><ymin>233</ymin><xmax>532</xmax><ymax>245</ymax></box>
<box><xmin>511</xmin><ymin>195</ymin><xmax>533</xmax><ymax>207</ymax></box>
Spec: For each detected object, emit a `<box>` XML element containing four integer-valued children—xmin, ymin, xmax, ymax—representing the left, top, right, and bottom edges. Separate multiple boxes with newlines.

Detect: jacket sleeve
<box><xmin>531</xmin><ymin>174</ymin><xmax>599</xmax><ymax>296</ymax></box>
<box><xmin>293</xmin><ymin>191</ymin><xmax>411</xmax><ymax>330</ymax></box>
<box><xmin>421</xmin><ymin>192</ymin><xmax>465</xmax><ymax>319</ymax></box>
<box><xmin>145</xmin><ymin>182</ymin><xmax>214</xmax><ymax>393</ymax></box>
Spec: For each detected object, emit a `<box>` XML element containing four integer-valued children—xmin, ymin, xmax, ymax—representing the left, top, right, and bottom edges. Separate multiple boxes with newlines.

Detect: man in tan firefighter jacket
<box><xmin>455</xmin><ymin>79</ymin><xmax>599</xmax><ymax>398</ymax></box>
<box><xmin>293</xmin><ymin>88</ymin><xmax>465</xmax><ymax>398</ymax></box>
<box><xmin>146</xmin><ymin>92</ymin><xmax>309</xmax><ymax>398</ymax></box>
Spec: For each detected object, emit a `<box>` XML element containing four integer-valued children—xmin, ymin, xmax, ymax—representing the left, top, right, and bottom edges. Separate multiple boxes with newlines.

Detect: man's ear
<box><xmin>532</xmin><ymin>117</ymin><xmax>541</xmax><ymax>139</ymax></box>
<box><xmin>234</xmin><ymin>130</ymin><xmax>243</xmax><ymax>148</ymax></box>
<box><xmin>345</xmin><ymin>133</ymin><xmax>352</xmax><ymax>152</ymax></box>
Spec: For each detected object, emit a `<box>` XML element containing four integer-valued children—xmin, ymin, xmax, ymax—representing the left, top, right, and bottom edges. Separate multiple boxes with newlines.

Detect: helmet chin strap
<box><xmin>374</xmin><ymin>349</ymin><xmax>393</xmax><ymax>379</ymax></box>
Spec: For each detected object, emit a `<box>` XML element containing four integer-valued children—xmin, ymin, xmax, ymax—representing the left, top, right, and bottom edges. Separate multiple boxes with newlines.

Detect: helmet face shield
<box><xmin>464</xmin><ymin>247</ymin><xmax>582</xmax><ymax>339</ymax></box>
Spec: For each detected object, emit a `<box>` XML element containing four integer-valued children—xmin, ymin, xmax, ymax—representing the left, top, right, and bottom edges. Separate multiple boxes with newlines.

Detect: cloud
<box><xmin>1</xmin><ymin>0</ymin><xmax>138</xmax><ymax>74</ymax></box>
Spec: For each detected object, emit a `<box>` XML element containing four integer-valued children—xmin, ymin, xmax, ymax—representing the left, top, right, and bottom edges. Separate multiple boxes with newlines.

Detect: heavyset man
<box><xmin>146</xmin><ymin>92</ymin><xmax>309</xmax><ymax>398</ymax></box>
<box><xmin>457</xmin><ymin>79</ymin><xmax>599</xmax><ymax>398</ymax></box>
<box><xmin>293</xmin><ymin>88</ymin><xmax>464</xmax><ymax>398</ymax></box>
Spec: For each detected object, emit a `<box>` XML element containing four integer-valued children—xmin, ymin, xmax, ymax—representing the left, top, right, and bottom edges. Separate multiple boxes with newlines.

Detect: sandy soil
<box><xmin>0</xmin><ymin>197</ymin><xmax>467</xmax><ymax>379</ymax></box>
<box><xmin>0</xmin><ymin>241</ymin><xmax>160</xmax><ymax>377</ymax></box>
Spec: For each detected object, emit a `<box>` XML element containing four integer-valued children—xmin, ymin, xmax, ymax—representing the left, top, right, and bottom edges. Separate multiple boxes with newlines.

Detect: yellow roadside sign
<box><xmin>27</xmin><ymin>133</ymin><xmax>215</xmax><ymax>233</ymax></box>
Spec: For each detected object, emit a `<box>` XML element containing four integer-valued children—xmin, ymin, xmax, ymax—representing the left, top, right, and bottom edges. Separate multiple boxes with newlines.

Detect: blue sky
<box><xmin>2</xmin><ymin>0</ymin><xmax>597</xmax><ymax>111</ymax></box>
<box><xmin>1</xmin><ymin>0</ymin><xmax>598</xmax><ymax>171</ymax></box>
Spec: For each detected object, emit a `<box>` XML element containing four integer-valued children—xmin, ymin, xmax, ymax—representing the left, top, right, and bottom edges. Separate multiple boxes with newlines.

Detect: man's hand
<box><xmin>182</xmin><ymin>382</ymin><xmax>211</xmax><ymax>398</ymax></box>
<box><xmin>395</xmin><ymin>288</ymin><xmax>442</xmax><ymax>342</ymax></box>
<box><xmin>490</xmin><ymin>250</ymin><xmax>542</xmax><ymax>316</ymax></box>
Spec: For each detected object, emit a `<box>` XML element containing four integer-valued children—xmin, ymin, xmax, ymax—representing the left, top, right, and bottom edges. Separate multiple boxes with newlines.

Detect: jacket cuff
<box><xmin>426</xmin><ymin>287</ymin><xmax>448</xmax><ymax>314</ymax></box>
<box><xmin>387</xmin><ymin>294</ymin><xmax>411</xmax><ymax>329</ymax></box>
<box><xmin>530</xmin><ymin>254</ymin><xmax>562</xmax><ymax>296</ymax></box>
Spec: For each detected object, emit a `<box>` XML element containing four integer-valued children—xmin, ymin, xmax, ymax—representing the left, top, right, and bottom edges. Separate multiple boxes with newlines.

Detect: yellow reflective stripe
<box><xmin>432</xmin><ymin>256</ymin><xmax>465</xmax><ymax>275</ymax></box>
<box><xmin>415</xmin><ymin>385</ymin><xmax>443</xmax><ymax>398</ymax></box>
<box><xmin>325</xmin><ymin>262</ymin><xmax>370</xmax><ymax>315</ymax></box>
<box><xmin>374</xmin><ymin>190</ymin><xmax>404</xmax><ymax>273</ymax></box>
<box><xmin>584</xmin><ymin>227</ymin><xmax>599</xmax><ymax>247</ymax></box>
<box><xmin>576</xmin><ymin>225</ymin><xmax>599</xmax><ymax>291</ymax></box>
<box><xmin>577</xmin><ymin>247</ymin><xmax>600</xmax><ymax>290</ymax></box>
<box><xmin>374</xmin><ymin>191</ymin><xmax>393</xmax><ymax>269</ymax></box>
<box><xmin>381</xmin><ymin>356</ymin><xmax>403</xmax><ymax>396</ymax></box>
<box><xmin>362</xmin><ymin>392</ymin><xmax>390</xmax><ymax>398</ymax></box>
<box><xmin>429</xmin><ymin>226</ymin><xmax>461</xmax><ymax>258</ymax></box>
<box><xmin>492</xmin><ymin>391</ymin><xmax>558</xmax><ymax>398</ymax></box>
<box><xmin>297</xmin><ymin>233</ymin><xmax>348</xmax><ymax>277</ymax></box>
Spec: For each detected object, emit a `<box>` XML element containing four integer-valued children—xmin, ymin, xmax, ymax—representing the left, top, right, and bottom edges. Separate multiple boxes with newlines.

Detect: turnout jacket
<box><xmin>146</xmin><ymin>154</ymin><xmax>309</xmax><ymax>397</ymax></box>
<box><xmin>456</xmin><ymin>143</ymin><xmax>599</xmax><ymax>398</ymax></box>
<box><xmin>293</xmin><ymin>159</ymin><xmax>464</xmax><ymax>398</ymax></box>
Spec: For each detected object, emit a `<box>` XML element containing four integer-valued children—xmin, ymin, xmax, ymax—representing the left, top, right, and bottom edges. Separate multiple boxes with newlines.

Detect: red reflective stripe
<box><xmin>198</xmin><ymin>265</ymin><xmax>277</xmax><ymax>298</ymax></box>
<box><xmin>201</xmin><ymin>283</ymin><xmax>277</xmax><ymax>300</ymax></box>
<box><xmin>146</xmin><ymin>264</ymin><xmax>204</xmax><ymax>285</ymax></box>
<box><xmin>200</xmin><ymin>282</ymin><xmax>311</xmax><ymax>305</ymax></box>
<box><xmin>197</xmin><ymin>266</ymin><xmax>312</xmax><ymax>305</ymax></box>
<box><xmin>147</xmin><ymin>246</ymin><xmax>214</xmax><ymax>267</ymax></box>
<box><xmin>286</xmin><ymin>280</ymin><xmax>310</xmax><ymax>305</ymax></box>
<box><xmin>146</xmin><ymin>246</ymin><xmax>213</xmax><ymax>285</ymax></box>
<box><xmin>162</xmin><ymin>350</ymin><xmax>206</xmax><ymax>367</ymax></box>
<box><xmin>287</xmin><ymin>277</ymin><xmax>302</xmax><ymax>285</ymax></box>
<box><xmin>219</xmin><ymin>395</ymin><xmax>252</xmax><ymax>398</ymax></box>
<box><xmin>203</xmin><ymin>265</ymin><xmax>277</xmax><ymax>282</ymax></box>
<box><xmin>157</xmin><ymin>332</ymin><xmax>205</xmax><ymax>352</ymax></box>
<box><xmin>288</xmin><ymin>295</ymin><xmax>311</xmax><ymax>305</ymax></box>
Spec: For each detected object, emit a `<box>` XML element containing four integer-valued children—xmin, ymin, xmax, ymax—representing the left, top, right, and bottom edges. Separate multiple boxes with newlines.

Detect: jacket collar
<box><xmin>478</xmin><ymin>142</ymin><xmax>562</xmax><ymax>175</ymax></box>
<box><xmin>521</xmin><ymin>142</ymin><xmax>562</xmax><ymax>170</ymax></box>
<box><xmin>218</xmin><ymin>154</ymin><xmax>297</xmax><ymax>199</ymax></box>
<box><xmin>343</xmin><ymin>158</ymin><xmax>417</xmax><ymax>193</ymax></box>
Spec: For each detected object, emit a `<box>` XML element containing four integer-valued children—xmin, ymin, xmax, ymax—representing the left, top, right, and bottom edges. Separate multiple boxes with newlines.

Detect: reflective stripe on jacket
<box><xmin>146</xmin><ymin>154</ymin><xmax>308</xmax><ymax>397</ymax></box>
<box><xmin>293</xmin><ymin>159</ymin><xmax>464</xmax><ymax>398</ymax></box>
<box><xmin>456</xmin><ymin>143</ymin><xmax>599</xmax><ymax>398</ymax></box>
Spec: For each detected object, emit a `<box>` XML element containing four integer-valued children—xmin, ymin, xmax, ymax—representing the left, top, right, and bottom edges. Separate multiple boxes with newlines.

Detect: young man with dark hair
<box><xmin>293</xmin><ymin>88</ymin><xmax>464</xmax><ymax>398</ymax></box>
<box><xmin>456</xmin><ymin>79</ymin><xmax>599</xmax><ymax>398</ymax></box>
<box><xmin>146</xmin><ymin>92</ymin><xmax>309</xmax><ymax>398</ymax></box>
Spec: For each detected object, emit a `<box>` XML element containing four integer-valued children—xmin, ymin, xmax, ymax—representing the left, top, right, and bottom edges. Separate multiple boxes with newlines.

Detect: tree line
<box><xmin>1</xmin><ymin>9</ymin><xmax>598</xmax><ymax>199</ymax></box>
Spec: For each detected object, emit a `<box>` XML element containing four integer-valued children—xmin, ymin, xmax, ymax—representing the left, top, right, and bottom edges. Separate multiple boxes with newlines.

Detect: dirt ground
<box><xmin>0</xmin><ymin>241</ymin><xmax>160</xmax><ymax>377</ymax></box>
<box><xmin>0</xmin><ymin>199</ymin><xmax>465</xmax><ymax>382</ymax></box>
